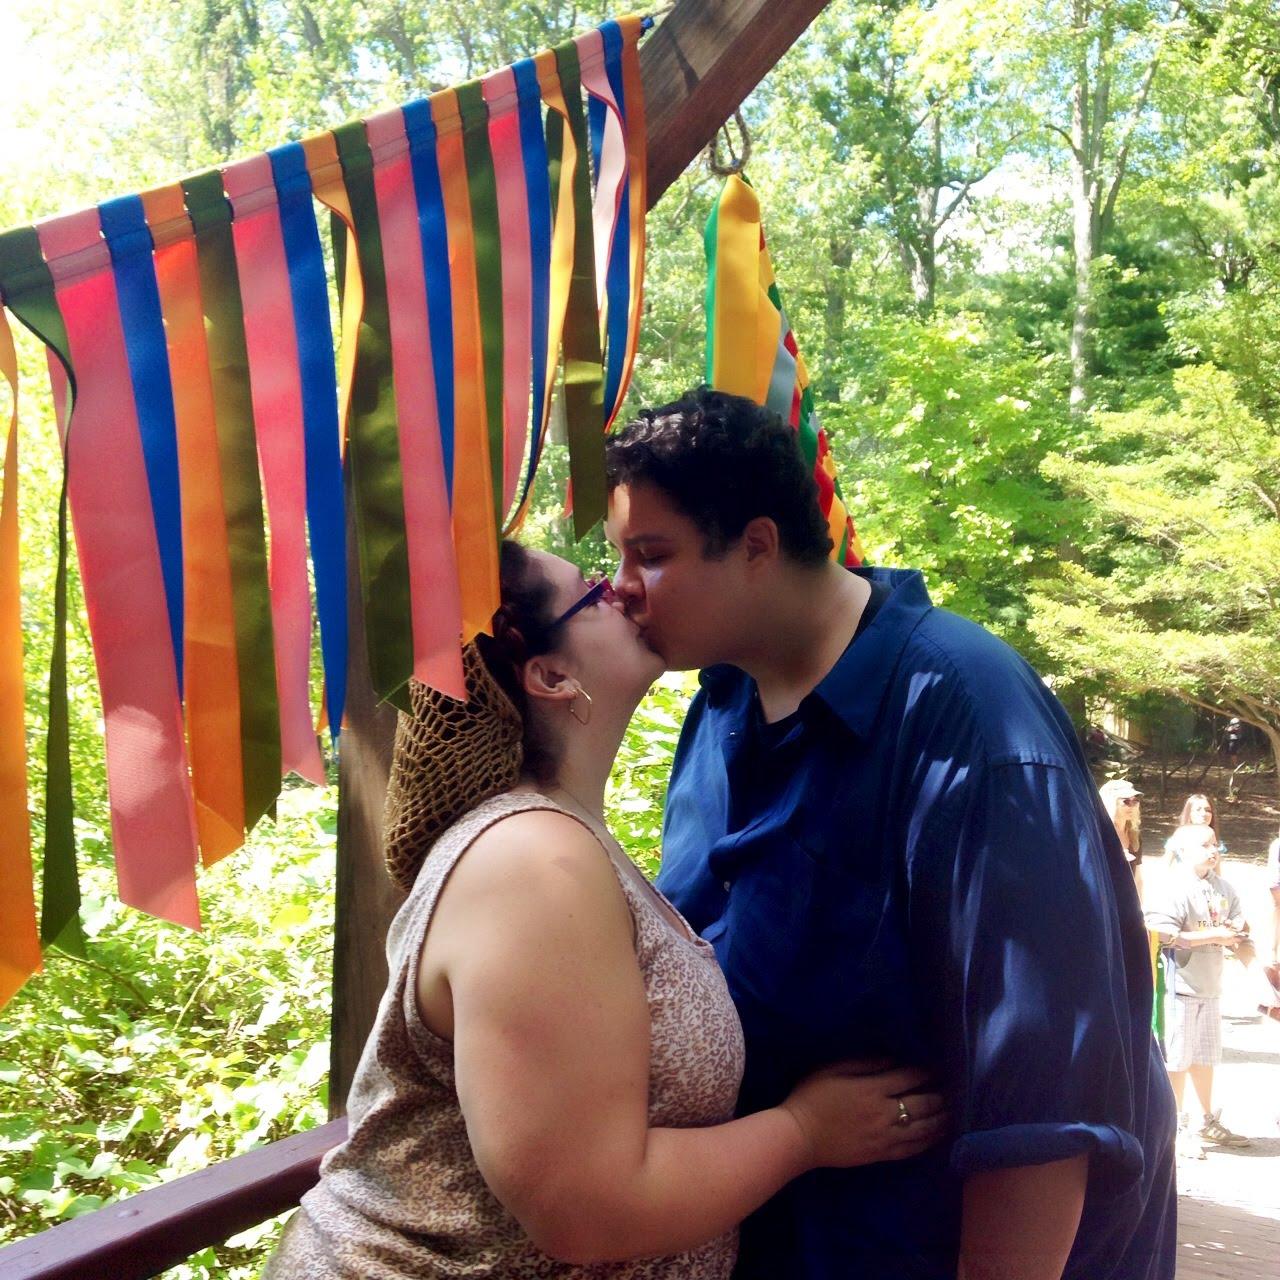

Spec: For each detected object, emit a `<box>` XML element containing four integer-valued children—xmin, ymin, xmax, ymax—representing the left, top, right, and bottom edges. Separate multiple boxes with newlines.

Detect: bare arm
<box><xmin>1157</xmin><ymin>925</ymin><xmax>1240</xmax><ymax>948</ymax></box>
<box><xmin>420</xmin><ymin>811</ymin><xmax>944</xmax><ymax>1264</ymax></box>
<box><xmin>957</xmin><ymin>1155</ymin><xmax>1088</xmax><ymax>1280</ymax></box>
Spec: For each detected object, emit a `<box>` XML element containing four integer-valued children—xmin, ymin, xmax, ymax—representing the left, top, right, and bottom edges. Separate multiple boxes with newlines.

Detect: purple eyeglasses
<box><xmin>551</xmin><ymin>577</ymin><xmax>618</xmax><ymax>628</ymax></box>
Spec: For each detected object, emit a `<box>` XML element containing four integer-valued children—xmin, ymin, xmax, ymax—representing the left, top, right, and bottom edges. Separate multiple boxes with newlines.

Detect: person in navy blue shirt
<box><xmin>603</xmin><ymin>388</ymin><xmax>1176</xmax><ymax>1280</ymax></box>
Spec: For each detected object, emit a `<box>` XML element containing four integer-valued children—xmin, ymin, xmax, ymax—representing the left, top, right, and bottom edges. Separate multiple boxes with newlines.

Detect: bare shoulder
<box><xmin>444</xmin><ymin>806</ymin><xmax>625</xmax><ymax>918</ymax></box>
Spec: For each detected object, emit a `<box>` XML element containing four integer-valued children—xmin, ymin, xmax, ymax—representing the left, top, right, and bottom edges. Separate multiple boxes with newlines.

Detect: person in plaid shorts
<box><xmin>1145</xmin><ymin>823</ymin><xmax>1252</xmax><ymax>1157</ymax></box>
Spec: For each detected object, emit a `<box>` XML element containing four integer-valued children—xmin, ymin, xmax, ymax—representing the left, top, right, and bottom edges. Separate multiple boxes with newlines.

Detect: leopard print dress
<box><xmin>264</xmin><ymin>791</ymin><xmax>745</xmax><ymax>1279</ymax></box>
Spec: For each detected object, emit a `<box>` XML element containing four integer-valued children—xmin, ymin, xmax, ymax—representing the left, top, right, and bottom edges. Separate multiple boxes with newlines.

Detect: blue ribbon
<box><xmin>513</xmin><ymin>57</ymin><xmax>552</xmax><ymax>512</ymax></box>
<box><xmin>267</xmin><ymin>142</ymin><xmax>347</xmax><ymax>742</ymax></box>
<box><xmin>98</xmin><ymin>195</ymin><xmax>185</xmax><ymax>684</ymax></box>
<box><xmin>599</xmin><ymin>20</ymin><xmax>631</xmax><ymax>423</ymax></box>
<box><xmin>402</xmin><ymin>100</ymin><xmax>456</xmax><ymax>506</ymax></box>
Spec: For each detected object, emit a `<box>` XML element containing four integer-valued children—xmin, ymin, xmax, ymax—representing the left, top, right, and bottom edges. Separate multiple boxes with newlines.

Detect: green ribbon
<box><xmin>181</xmin><ymin>171</ymin><xmax>281</xmax><ymax>833</ymax></box>
<box><xmin>0</xmin><ymin>227</ymin><xmax>84</xmax><ymax>957</ymax></box>
<box><xmin>331</xmin><ymin>123</ymin><xmax>413</xmax><ymax>712</ymax></box>
<box><xmin>551</xmin><ymin>40</ymin><xmax>606</xmax><ymax>538</ymax></box>
<box><xmin>703</xmin><ymin>192</ymin><xmax>721</xmax><ymax>385</ymax></box>
<box><xmin>457</xmin><ymin>81</ymin><xmax>507</xmax><ymax>530</ymax></box>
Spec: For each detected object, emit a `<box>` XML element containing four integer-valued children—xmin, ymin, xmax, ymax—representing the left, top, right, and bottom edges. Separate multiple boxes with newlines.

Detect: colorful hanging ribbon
<box><xmin>266</xmin><ymin>141</ymin><xmax>348</xmax><ymax>743</ymax></box>
<box><xmin>38</xmin><ymin>208</ymin><xmax>202</xmax><ymax>927</ymax></box>
<box><xmin>431</xmin><ymin>87</ymin><xmax>501</xmax><ymax>642</ymax></box>
<box><xmin>224</xmin><ymin>156</ymin><xmax>325</xmax><ymax>785</ymax></box>
<box><xmin>0</xmin><ymin>302</ymin><xmax>40</xmax><ymax>1005</ymax></box>
<box><xmin>545</xmin><ymin>40</ymin><xmax>606</xmax><ymax>537</ymax></box>
<box><xmin>504</xmin><ymin>57</ymin><xmax>554</xmax><ymax>534</ymax></box>
<box><xmin>140</xmin><ymin>181</ymin><xmax>246</xmax><ymax>864</ymax></box>
<box><xmin>365</xmin><ymin>107</ymin><xmax>464</xmax><ymax>699</ymax></box>
<box><xmin>706</xmin><ymin>174</ymin><xmax>863</xmax><ymax>566</ymax></box>
<box><xmin>481</xmin><ymin>66</ymin><xmax>535</xmax><ymax>521</ymax></box>
<box><xmin>98</xmin><ymin>196</ymin><xmax>185</xmax><ymax>684</ymax></box>
<box><xmin>0</xmin><ymin>226</ymin><xmax>84</xmax><ymax>960</ymax></box>
<box><xmin>181</xmin><ymin>171</ymin><xmax>282</xmax><ymax>829</ymax></box>
<box><xmin>0</xmin><ymin>15</ymin><xmax>654</xmax><ymax>998</ymax></box>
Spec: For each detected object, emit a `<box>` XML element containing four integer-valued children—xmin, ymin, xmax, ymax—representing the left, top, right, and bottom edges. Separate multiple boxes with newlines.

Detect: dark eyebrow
<box><xmin>621</xmin><ymin>533</ymin><xmax>674</xmax><ymax>548</ymax></box>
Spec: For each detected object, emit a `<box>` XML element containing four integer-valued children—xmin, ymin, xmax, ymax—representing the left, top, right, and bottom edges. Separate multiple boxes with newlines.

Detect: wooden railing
<box><xmin>0</xmin><ymin>1120</ymin><xmax>346</xmax><ymax>1280</ymax></box>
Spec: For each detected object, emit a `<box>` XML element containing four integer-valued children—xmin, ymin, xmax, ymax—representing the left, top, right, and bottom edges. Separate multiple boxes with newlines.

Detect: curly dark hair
<box><xmin>473</xmin><ymin>540</ymin><xmax>564</xmax><ymax>785</ymax></box>
<box><xmin>604</xmin><ymin>387</ymin><xmax>832</xmax><ymax>565</ymax></box>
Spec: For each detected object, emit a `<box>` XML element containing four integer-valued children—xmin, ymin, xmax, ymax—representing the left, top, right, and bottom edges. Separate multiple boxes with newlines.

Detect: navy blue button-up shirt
<box><xmin>658</xmin><ymin>568</ymin><xmax>1176</xmax><ymax>1280</ymax></box>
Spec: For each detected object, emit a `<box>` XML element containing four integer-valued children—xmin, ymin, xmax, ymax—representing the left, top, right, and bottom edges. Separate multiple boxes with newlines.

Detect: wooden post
<box><xmin>329</xmin><ymin>0</ymin><xmax>832</xmax><ymax>1111</ymax></box>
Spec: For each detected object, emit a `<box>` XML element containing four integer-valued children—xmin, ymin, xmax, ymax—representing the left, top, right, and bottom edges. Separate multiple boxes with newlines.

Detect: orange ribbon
<box><xmin>140</xmin><ymin>183</ymin><xmax>246</xmax><ymax>864</ymax></box>
<box><xmin>431</xmin><ymin>89</ymin><xmax>500</xmax><ymax>642</ymax></box>
<box><xmin>0</xmin><ymin>304</ymin><xmax>40</xmax><ymax>1007</ymax></box>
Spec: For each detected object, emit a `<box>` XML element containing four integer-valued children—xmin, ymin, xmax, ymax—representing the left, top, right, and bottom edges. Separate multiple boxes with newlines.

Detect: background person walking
<box><xmin>1145</xmin><ymin>824</ymin><xmax>1253</xmax><ymax>1158</ymax></box>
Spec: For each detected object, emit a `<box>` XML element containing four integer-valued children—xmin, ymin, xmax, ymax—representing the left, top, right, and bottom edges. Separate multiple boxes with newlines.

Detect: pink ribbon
<box><xmin>576</xmin><ymin>29</ymin><xmax>629</xmax><ymax>319</ymax></box>
<box><xmin>38</xmin><ymin>210</ymin><xmax>201</xmax><ymax>930</ymax></box>
<box><xmin>223</xmin><ymin>156</ymin><xmax>325</xmax><ymax>785</ymax></box>
<box><xmin>366</xmin><ymin>108</ymin><xmax>465</xmax><ymax>699</ymax></box>
<box><xmin>482</xmin><ymin>67</ymin><xmax>535</xmax><ymax>520</ymax></box>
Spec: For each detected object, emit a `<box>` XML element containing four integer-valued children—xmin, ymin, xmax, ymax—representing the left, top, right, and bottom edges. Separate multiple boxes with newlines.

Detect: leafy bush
<box><xmin>0</xmin><ymin>786</ymin><xmax>337</xmax><ymax>1278</ymax></box>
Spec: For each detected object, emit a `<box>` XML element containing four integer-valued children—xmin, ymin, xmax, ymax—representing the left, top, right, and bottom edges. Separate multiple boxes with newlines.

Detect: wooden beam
<box><xmin>0</xmin><ymin>1120</ymin><xmax>347</xmax><ymax>1280</ymax></box>
<box><xmin>330</xmin><ymin>498</ymin><xmax>404</xmax><ymax>1114</ymax></box>
<box><xmin>327</xmin><ymin>0</ymin><xmax>833</xmax><ymax>1112</ymax></box>
<box><xmin>641</xmin><ymin>0</ymin><xmax>832</xmax><ymax>203</ymax></box>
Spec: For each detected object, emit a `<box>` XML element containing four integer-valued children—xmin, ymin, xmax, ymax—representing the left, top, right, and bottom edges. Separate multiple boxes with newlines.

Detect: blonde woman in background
<box><xmin>1100</xmin><ymin>779</ymin><xmax>1144</xmax><ymax>895</ymax></box>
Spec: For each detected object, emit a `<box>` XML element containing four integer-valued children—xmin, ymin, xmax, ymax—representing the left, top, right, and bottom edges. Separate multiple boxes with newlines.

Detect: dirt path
<box><xmin>1172</xmin><ymin>860</ymin><xmax>1280</xmax><ymax>1278</ymax></box>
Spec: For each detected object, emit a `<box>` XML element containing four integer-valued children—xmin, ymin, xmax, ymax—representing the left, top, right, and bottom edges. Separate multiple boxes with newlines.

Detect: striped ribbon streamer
<box><xmin>402</xmin><ymin>102</ymin><xmax>456</xmax><ymax>505</ymax></box>
<box><xmin>365</xmin><ymin>107</ymin><xmax>465</xmax><ymax>700</ymax></box>
<box><xmin>580</xmin><ymin>21</ymin><xmax>632</xmax><ymax>429</ymax></box>
<box><xmin>0</xmin><ymin>227</ymin><xmax>84</xmax><ymax>960</ymax></box>
<box><xmin>224</xmin><ymin>155</ymin><xmax>325</xmax><ymax>784</ymax></box>
<box><xmin>547</xmin><ymin>40</ymin><xmax>606</xmax><ymax>538</ymax></box>
<box><xmin>37</xmin><ymin>209</ymin><xmax>202</xmax><ymax>928</ymax></box>
<box><xmin>98</xmin><ymin>197</ymin><xmax>185</xmax><ymax>684</ymax></box>
<box><xmin>301</xmin><ymin>133</ymin><xmax>363</xmax><ymax>460</ymax></box>
<box><xmin>616</xmin><ymin>18</ymin><xmax>648</xmax><ymax>424</ymax></box>
<box><xmin>481</xmin><ymin>66</ymin><xmax>534</xmax><ymax>521</ymax></box>
<box><xmin>432</xmin><ymin>87</ymin><xmax>501</xmax><ymax>643</ymax></box>
<box><xmin>457</xmin><ymin>81</ymin><xmax>506</xmax><ymax>531</ymax></box>
<box><xmin>504</xmin><ymin>56</ymin><xmax>553</xmax><ymax>535</ymax></box>
<box><xmin>139</xmin><ymin>182</ymin><xmax>246</xmax><ymax>863</ymax></box>
<box><xmin>181</xmin><ymin>171</ymin><xmax>282</xmax><ymax>831</ymax></box>
<box><xmin>331</xmin><ymin>121</ymin><xmax>417</xmax><ymax>710</ymax></box>
<box><xmin>0</xmin><ymin>302</ymin><xmax>40</xmax><ymax>1006</ymax></box>
<box><xmin>266</xmin><ymin>141</ymin><xmax>348</xmax><ymax>742</ymax></box>
<box><xmin>706</xmin><ymin>174</ymin><xmax>863</xmax><ymax>566</ymax></box>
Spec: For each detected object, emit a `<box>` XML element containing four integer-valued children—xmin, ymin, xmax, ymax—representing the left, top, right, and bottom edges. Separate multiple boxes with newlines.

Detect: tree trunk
<box><xmin>821</xmin><ymin>236</ymin><xmax>851</xmax><ymax>400</ymax></box>
<box><xmin>1068</xmin><ymin>0</ymin><xmax>1097</xmax><ymax>414</ymax></box>
<box><xmin>910</xmin><ymin>244</ymin><xmax>936</xmax><ymax>315</ymax></box>
<box><xmin>1263</xmin><ymin>722</ymin><xmax>1280</xmax><ymax>807</ymax></box>
<box><xmin>912</xmin><ymin>111</ymin><xmax>942</xmax><ymax>316</ymax></box>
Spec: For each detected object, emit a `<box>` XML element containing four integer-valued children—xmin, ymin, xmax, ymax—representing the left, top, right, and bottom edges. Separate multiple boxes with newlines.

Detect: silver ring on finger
<box><xmin>895</xmin><ymin>1098</ymin><xmax>912</xmax><ymax>1128</ymax></box>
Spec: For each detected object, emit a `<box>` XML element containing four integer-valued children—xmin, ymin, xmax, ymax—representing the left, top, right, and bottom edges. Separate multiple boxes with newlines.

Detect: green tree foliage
<box><xmin>1030</xmin><ymin>362</ymin><xmax>1280</xmax><ymax>793</ymax></box>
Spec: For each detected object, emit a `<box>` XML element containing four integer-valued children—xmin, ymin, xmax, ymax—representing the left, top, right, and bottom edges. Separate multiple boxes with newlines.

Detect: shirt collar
<box><xmin>696</xmin><ymin>567</ymin><xmax>934</xmax><ymax>739</ymax></box>
<box><xmin>811</xmin><ymin>568</ymin><xmax>933</xmax><ymax>740</ymax></box>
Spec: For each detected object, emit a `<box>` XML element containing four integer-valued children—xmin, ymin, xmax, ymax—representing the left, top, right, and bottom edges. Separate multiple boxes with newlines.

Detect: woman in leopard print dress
<box><xmin>265</xmin><ymin>542</ymin><xmax>944</xmax><ymax>1279</ymax></box>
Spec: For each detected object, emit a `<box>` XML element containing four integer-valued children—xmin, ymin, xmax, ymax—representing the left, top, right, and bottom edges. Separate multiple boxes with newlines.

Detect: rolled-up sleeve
<box><xmin>910</xmin><ymin>759</ymin><xmax>1150</xmax><ymax>1190</ymax></box>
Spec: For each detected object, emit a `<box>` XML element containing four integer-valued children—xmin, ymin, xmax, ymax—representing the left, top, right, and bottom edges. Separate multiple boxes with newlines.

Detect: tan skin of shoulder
<box><xmin>413</xmin><ymin>808</ymin><xmax>947</xmax><ymax>1265</ymax></box>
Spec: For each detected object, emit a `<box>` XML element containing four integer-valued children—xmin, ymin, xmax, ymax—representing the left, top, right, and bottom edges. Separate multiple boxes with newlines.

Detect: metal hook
<box><xmin>708</xmin><ymin>110</ymin><xmax>752</xmax><ymax>177</ymax></box>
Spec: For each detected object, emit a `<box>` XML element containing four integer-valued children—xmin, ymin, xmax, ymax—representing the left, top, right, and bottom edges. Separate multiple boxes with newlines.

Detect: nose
<box><xmin>612</xmin><ymin>559</ymin><xmax>645</xmax><ymax>612</ymax></box>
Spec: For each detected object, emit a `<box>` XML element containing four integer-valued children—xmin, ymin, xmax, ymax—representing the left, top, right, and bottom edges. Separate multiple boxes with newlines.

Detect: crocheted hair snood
<box><xmin>383</xmin><ymin>643</ymin><xmax>524</xmax><ymax>892</ymax></box>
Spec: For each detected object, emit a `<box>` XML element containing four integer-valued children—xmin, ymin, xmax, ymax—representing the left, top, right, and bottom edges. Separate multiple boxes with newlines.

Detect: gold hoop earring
<box><xmin>568</xmin><ymin>687</ymin><xmax>592</xmax><ymax>726</ymax></box>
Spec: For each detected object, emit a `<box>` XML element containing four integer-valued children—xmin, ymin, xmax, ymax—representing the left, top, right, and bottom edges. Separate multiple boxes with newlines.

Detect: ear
<box><xmin>521</xmin><ymin>653</ymin><xmax>580</xmax><ymax>708</ymax></box>
<box><xmin>741</xmin><ymin>515</ymin><xmax>780</xmax><ymax>566</ymax></box>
